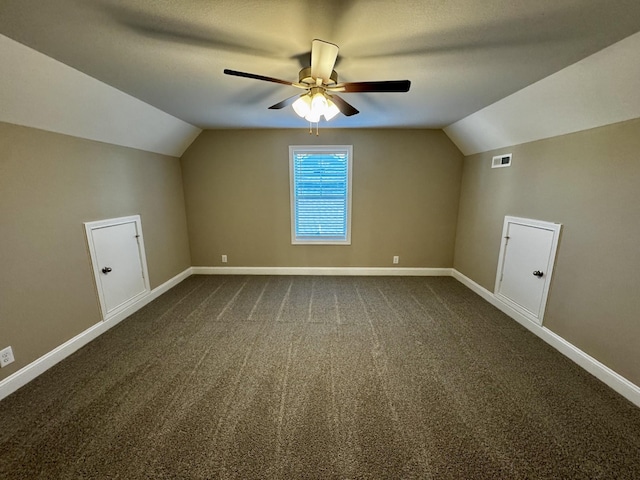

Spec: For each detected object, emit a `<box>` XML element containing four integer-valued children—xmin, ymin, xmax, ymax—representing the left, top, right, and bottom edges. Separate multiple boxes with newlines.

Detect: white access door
<box><xmin>495</xmin><ymin>217</ymin><xmax>561</xmax><ymax>325</ymax></box>
<box><xmin>85</xmin><ymin>216</ymin><xmax>150</xmax><ymax>319</ymax></box>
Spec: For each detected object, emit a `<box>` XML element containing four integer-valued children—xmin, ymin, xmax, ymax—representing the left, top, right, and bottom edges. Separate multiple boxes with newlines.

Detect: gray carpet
<box><xmin>1</xmin><ymin>275</ymin><xmax>639</xmax><ymax>479</ymax></box>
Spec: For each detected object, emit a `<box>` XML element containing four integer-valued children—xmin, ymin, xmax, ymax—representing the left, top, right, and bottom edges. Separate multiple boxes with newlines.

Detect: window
<box><xmin>289</xmin><ymin>145</ymin><xmax>353</xmax><ymax>244</ymax></box>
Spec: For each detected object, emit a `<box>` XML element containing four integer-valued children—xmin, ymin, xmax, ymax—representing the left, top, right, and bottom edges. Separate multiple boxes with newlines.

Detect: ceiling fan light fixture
<box><xmin>292</xmin><ymin>94</ymin><xmax>312</xmax><ymax>118</ymax></box>
<box><xmin>292</xmin><ymin>90</ymin><xmax>337</xmax><ymax>123</ymax></box>
<box><xmin>323</xmin><ymin>99</ymin><xmax>340</xmax><ymax>121</ymax></box>
<box><xmin>311</xmin><ymin>91</ymin><xmax>328</xmax><ymax>116</ymax></box>
<box><xmin>305</xmin><ymin>110</ymin><xmax>322</xmax><ymax>123</ymax></box>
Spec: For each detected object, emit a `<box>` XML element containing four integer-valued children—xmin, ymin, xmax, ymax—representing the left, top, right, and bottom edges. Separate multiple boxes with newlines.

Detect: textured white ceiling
<box><xmin>1</xmin><ymin>0</ymin><xmax>640</xmax><ymax>130</ymax></box>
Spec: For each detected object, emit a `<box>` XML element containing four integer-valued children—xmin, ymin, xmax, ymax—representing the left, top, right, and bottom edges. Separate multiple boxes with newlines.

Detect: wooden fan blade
<box><xmin>311</xmin><ymin>39</ymin><xmax>339</xmax><ymax>82</ymax></box>
<box><xmin>328</xmin><ymin>80</ymin><xmax>411</xmax><ymax>93</ymax></box>
<box><xmin>268</xmin><ymin>94</ymin><xmax>300</xmax><ymax>110</ymax></box>
<box><xmin>330</xmin><ymin>95</ymin><xmax>359</xmax><ymax>116</ymax></box>
<box><xmin>223</xmin><ymin>69</ymin><xmax>293</xmax><ymax>86</ymax></box>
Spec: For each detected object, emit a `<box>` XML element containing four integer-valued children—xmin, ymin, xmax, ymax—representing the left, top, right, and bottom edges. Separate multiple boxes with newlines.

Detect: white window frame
<box><xmin>289</xmin><ymin>145</ymin><xmax>353</xmax><ymax>245</ymax></box>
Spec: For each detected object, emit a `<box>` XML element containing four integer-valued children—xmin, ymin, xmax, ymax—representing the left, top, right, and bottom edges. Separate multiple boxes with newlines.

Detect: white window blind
<box><xmin>289</xmin><ymin>145</ymin><xmax>353</xmax><ymax>244</ymax></box>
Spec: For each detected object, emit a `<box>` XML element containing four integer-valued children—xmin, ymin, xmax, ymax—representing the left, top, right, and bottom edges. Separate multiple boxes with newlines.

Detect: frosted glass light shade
<box><xmin>305</xmin><ymin>110</ymin><xmax>321</xmax><ymax>123</ymax></box>
<box><xmin>323</xmin><ymin>100</ymin><xmax>340</xmax><ymax>121</ymax></box>
<box><xmin>292</xmin><ymin>95</ymin><xmax>311</xmax><ymax>118</ymax></box>
<box><xmin>311</xmin><ymin>92</ymin><xmax>328</xmax><ymax>116</ymax></box>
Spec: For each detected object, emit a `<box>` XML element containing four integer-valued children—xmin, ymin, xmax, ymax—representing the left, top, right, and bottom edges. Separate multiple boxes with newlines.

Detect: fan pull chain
<box><xmin>307</xmin><ymin>122</ymin><xmax>321</xmax><ymax>136</ymax></box>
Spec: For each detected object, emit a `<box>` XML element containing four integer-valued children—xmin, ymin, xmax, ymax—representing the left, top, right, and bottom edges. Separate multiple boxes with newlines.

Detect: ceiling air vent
<box><xmin>492</xmin><ymin>153</ymin><xmax>512</xmax><ymax>168</ymax></box>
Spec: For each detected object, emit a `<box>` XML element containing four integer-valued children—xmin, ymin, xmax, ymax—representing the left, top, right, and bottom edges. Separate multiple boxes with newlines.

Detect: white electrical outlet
<box><xmin>0</xmin><ymin>346</ymin><xmax>15</xmax><ymax>368</ymax></box>
<box><xmin>221</xmin><ymin>254</ymin><xmax>228</xmax><ymax>263</ymax></box>
<box><xmin>393</xmin><ymin>256</ymin><xmax>399</xmax><ymax>264</ymax></box>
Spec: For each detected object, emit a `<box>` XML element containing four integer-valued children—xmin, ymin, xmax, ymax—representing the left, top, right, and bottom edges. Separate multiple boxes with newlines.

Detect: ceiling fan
<box><xmin>224</xmin><ymin>39</ymin><xmax>411</xmax><ymax>123</ymax></box>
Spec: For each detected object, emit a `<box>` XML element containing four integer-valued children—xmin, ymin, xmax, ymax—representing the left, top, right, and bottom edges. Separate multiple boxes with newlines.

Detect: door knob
<box><xmin>533</xmin><ymin>270</ymin><xmax>544</xmax><ymax>277</ymax></box>
<box><xmin>102</xmin><ymin>267</ymin><xmax>113</xmax><ymax>274</ymax></box>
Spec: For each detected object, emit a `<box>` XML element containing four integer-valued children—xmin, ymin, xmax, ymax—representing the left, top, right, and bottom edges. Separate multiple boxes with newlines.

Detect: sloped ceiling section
<box><xmin>445</xmin><ymin>31</ymin><xmax>640</xmax><ymax>156</ymax></box>
<box><xmin>0</xmin><ymin>34</ymin><xmax>201</xmax><ymax>157</ymax></box>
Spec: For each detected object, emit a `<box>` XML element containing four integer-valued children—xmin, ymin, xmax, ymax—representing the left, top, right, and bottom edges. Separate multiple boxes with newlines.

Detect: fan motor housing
<box><xmin>299</xmin><ymin>67</ymin><xmax>338</xmax><ymax>86</ymax></box>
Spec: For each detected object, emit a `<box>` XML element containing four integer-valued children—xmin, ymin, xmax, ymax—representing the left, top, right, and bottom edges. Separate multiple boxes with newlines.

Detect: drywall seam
<box><xmin>444</xmin><ymin>31</ymin><xmax>640</xmax><ymax>155</ymax></box>
<box><xmin>0</xmin><ymin>34</ymin><xmax>201</xmax><ymax>157</ymax></box>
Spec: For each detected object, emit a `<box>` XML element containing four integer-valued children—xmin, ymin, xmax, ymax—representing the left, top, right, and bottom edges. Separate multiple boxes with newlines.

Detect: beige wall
<box><xmin>0</xmin><ymin>122</ymin><xmax>191</xmax><ymax>381</ymax></box>
<box><xmin>181</xmin><ymin>129</ymin><xmax>464</xmax><ymax>268</ymax></box>
<box><xmin>8</xmin><ymin>116</ymin><xmax>638</xmax><ymax>392</ymax></box>
<box><xmin>454</xmin><ymin>117</ymin><xmax>640</xmax><ymax>385</ymax></box>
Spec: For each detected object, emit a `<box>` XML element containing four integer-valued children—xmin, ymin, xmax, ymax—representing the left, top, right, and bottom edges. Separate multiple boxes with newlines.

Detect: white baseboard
<box><xmin>4</xmin><ymin>266</ymin><xmax>638</xmax><ymax>410</ymax></box>
<box><xmin>451</xmin><ymin>269</ymin><xmax>640</xmax><ymax>408</ymax></box>
<box><xmin>0</xmin><ymin>267</ymin><xmax>193</xmax><ymax>402</ymax></box>
<box><xmin>192</xmin><ymin>266</ymin><xmax>454</xmax><ymax>276</ymax></box>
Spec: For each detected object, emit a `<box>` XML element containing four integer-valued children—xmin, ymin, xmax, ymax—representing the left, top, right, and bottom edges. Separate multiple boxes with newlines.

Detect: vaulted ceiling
<box><xmin>2</xmin><ymin>0</ymin><xmax>640</xmax><ymax>130</ymax></box>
